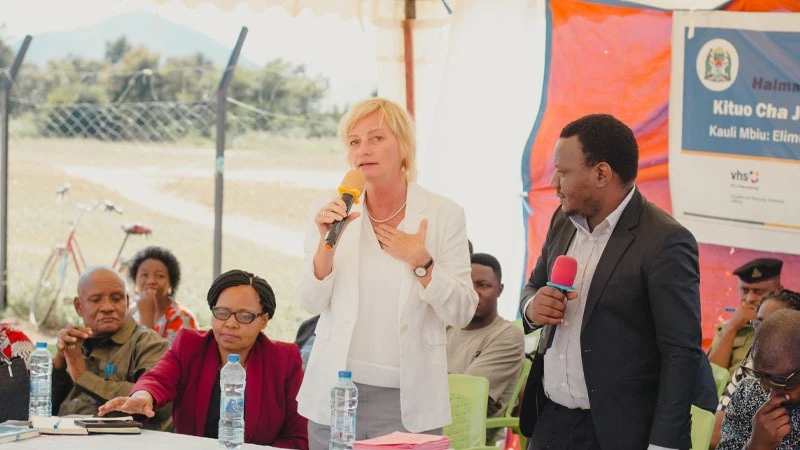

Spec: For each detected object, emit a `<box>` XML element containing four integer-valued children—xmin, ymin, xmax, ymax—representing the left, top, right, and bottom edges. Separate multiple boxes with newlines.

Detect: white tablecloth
<box><xmin>6</xmin><ymin>429</ymin><xmax>283</xmax><ymax>449</ymax></box>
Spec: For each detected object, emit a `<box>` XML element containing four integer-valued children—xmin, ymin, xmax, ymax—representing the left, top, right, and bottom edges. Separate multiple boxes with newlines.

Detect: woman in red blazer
<box><xmin>99</xmin><ymin>270</ymin><xmax>308</xmax><ymax>449</ymax></box>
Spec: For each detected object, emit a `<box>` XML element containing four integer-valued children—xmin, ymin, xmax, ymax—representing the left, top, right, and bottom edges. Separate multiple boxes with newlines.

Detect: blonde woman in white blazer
<box><xmin>296</xmin><ymin>98</ymin><xmax>478</xmax><ymax>448</ymax></box>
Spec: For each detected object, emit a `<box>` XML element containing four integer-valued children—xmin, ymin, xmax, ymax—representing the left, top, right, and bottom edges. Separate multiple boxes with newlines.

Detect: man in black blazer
<box><xmin>519</xmin><ymin>114</ymin><xmax>715</xmax><ymax>449</ymax></box>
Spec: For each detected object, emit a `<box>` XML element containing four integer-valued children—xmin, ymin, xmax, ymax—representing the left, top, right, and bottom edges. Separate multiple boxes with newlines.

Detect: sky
<box><xmin>0</xmin><ymin>0</ymin><xmax>379</xmax><ymax>107</ymax></box>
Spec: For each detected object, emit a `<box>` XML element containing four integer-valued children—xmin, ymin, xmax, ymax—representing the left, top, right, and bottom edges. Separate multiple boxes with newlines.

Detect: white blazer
<box><xmin>296</xmin><ymin>182</ymin><xmax>478</xmax><ymax>432</ymax></box>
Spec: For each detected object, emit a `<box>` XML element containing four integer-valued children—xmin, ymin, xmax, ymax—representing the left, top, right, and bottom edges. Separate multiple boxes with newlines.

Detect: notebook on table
<box><xmin>353</xmin><ymin>432</ymin><xmax>451</xmax><ymax>450</ymax></box>
<box><xmin>74</xmin><ymin>418</ymin><xmax>142</xmax><ymax>434</ymax></box>
<box><xmin>31</xmin><ymin>415</ymin><xmax>141</xmax><ymax>435</ymax></box>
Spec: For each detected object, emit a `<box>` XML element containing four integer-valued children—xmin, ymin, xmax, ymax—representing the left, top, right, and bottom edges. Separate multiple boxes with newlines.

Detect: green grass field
<box><xmin>2</xmin><ymin>136</ymin><xmax>348</xmax><ymax>343</ymax></box>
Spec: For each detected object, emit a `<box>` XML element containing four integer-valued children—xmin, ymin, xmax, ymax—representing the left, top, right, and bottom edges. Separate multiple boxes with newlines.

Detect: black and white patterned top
<box><xmin>718</xmin><ymin>360</ymin><xmax>747</xmax><ymax>412</ymax></box>
<box><xmin>718</xmin><ymin>378</ymin><xmax>800</xmax><ymax>450</ymax></box>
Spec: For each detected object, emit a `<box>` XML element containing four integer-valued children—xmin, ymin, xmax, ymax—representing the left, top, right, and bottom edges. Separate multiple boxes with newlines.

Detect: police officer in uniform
<box><xmin>707</xmin><ymin>258</ymin><xmax>783</xmax><ymax>377</ymax></box>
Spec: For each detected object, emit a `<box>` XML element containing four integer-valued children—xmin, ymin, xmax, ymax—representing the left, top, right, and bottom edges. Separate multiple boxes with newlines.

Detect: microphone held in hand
<box><xmin>325</xmin><ymin>170</ymin><xmax>367</xmax><ymax>249</ymax></box>
<box><xmin>537</xmin><ymin>255</ymin><xmax>578</xmax><ymax>356</ymax></box>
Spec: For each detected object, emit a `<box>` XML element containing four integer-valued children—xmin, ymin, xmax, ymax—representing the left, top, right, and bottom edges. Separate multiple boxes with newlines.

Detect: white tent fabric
<box><xmin>154</xmin><ymin>0</ymin><xmax>731</xmax><ymax>318</ymax></box>
<box><xmin>160</xmin><ymin>0</ymin><xmax>729</xmax><ymax>17</ymax></box>
<box><xmin>156</xmin><ymin>0</ymin><xmax>456</xmax><ymax>20</ymax></box>
<box><xmin>418</xmin><ymin>0</ymin><xmax>546</xmax><ymax>319</ymax></box>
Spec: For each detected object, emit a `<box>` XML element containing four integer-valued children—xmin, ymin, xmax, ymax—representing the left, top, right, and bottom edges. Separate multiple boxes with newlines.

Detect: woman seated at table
<box><xmin>99</xmin><ymin>269</ymin><xmax>308</xmax><ymax>449</ymax></box>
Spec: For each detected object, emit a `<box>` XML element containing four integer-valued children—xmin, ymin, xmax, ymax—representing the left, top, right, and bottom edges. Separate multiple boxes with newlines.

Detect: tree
<box><xmin>3</xmin><ymin>35</ymin><xmax>339</xmax><ymax>140</ymax></box>
<box><xmin>0</xmin><ymin>24</ymin><xmax>13</xmax><ymax>70</ymax></box>
<box><xmin>160</xmin><ymin>53</ymin><xmax>216</xmax><ymax>103</ymax></box>
<box><xmin>106</xmin><ymin>46</ymin><xmax>160</xmax><ymax>102</ymax></box>
<box><xmin>225</xmin><ymin>59</ymin><xmax>332</xmax><ymax>135</ymax></box>
<box><xmin>105</xmin><ymin>36</ymin><xmax>132</xmax><ymax>65</ymax></box>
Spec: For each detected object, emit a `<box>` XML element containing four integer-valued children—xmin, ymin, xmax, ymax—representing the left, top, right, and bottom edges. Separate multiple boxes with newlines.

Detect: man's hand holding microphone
<box><xmin>525</xmin><ymin>255</ymin><xmax>578</xmax><ymax>356</ymax></box>
<box><xmin>526</xmin><ymin>287</ymin><xmax>579</xmax><ymax>327</ymax></box>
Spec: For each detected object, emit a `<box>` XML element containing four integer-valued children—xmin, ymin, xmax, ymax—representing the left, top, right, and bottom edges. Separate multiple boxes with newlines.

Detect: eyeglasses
<box><xmin>210</xmin><ymin>307</ymin><xmax>266</xmax><ymax>324</ymax></box>
<box><xmin>741</xmin><ymin>364</ymin><xmax>800</xmax><ymax>388</ymax></box>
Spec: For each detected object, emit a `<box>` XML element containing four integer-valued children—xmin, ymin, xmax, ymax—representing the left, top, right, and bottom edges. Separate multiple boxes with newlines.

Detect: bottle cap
<box><xmin>36</xmin><ymin>342</ymin><xmax>47</xmax><ymax>349</ymax></box>
<box><xmin>228</xmin><ymin>354</ymin><xmax>240</xmax><ymax>363</ymax></box>
<box><xmin>338</xmin><ymin>370</ymin><xmax>352</xmax><ymax>379</ymax></box>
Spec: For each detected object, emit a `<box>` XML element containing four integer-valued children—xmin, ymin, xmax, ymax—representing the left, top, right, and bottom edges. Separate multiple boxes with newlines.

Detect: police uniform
<box><xmin>708</xmin><ymin>323</ymin><xmax>753</xmax><ymax>378</ymax></box>
<box><xmin>707</xmin><ymin>258</ymin><xmax>782</xmax><ymax>378</ymax></box>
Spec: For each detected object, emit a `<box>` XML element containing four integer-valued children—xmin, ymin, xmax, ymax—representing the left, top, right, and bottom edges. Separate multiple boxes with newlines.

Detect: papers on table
<box><xmin>353</xmin><ymin>432</ymin><xmax>451</xmax><ymax>450</ymax></box>
<box><xmin>0</xmin><ymin>424</ymin><xmax>39</xmax><ymax>443</ymax></box>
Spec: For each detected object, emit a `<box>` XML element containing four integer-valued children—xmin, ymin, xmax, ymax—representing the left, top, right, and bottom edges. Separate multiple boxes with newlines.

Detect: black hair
<box><xmin>471</xmin><ymin>252</ymin><xmax>502</xmax><ymax>283</ymax></box>
<box><xmin>560</xmin><ymin>113</ymin><xmax>639</xmax><ymax>184</ymax></box>
<box><xmin>128</xmin><ymin>246</ymin><xmax>181</xmax><ymax>294</ymax></box>
<box><xmin>207</xmin><ymin>269</ymin><xmax>276</xmax><ymax>319</ymax></box>
<box><xmin>763</xmin><ymin>289</ymin><xmax>800</xmax><ymax>311</ymax></box>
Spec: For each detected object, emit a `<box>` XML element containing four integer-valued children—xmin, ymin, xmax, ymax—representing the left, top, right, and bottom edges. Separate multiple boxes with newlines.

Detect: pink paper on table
<box><xmin>353</xmin><ymin>431</ymin><xmax>451</xmax><ymax>450</ymax></box>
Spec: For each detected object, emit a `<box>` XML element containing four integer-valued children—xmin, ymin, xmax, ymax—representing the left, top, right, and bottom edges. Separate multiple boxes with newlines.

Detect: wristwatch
<box><xmin>414</xmin><ymin>258</ymin><xmax>434</xmax><ymax>277</ymax></box>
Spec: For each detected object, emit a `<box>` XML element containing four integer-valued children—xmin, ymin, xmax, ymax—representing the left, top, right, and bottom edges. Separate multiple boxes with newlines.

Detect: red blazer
<box><xmin>133</xmin><ymin>329</ymin><xmax>308</xmax><ymax>449</ymax></box>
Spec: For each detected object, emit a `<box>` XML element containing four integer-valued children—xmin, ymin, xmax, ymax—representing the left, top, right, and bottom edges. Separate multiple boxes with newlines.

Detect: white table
<box><xmin>6</xmin><ymin>429</ymin><xmax>283</xmax><ymax>449</ymax></box>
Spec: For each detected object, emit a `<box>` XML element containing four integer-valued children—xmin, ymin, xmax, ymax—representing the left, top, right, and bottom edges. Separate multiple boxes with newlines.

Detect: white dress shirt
<box><xmin>523</xmin><ymin>187</ymin><xmax>676</xmax><ymax>450</ymax></box>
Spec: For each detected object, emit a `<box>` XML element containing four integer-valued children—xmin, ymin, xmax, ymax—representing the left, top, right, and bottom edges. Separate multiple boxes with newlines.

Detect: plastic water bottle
<box><xmin>219</xmin><ymin>354</ymin><xmax>246</xmax><ymax>449</ymax></box>
<box><xmin>28</xmin><ymin>341</ymin><xmax>53</xmax><ymax>419</ymax></box>
<box><xmin>330</xmin><ymin>370</ymin><xmax>358</xmax><ymax>450</ymax></box>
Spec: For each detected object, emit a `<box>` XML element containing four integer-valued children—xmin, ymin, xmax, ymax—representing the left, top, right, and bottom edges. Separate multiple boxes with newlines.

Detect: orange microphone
<box><xmin>324</xmin><ymin>170</ymin><xmax>367</xmax><ymax>249</ymax></box>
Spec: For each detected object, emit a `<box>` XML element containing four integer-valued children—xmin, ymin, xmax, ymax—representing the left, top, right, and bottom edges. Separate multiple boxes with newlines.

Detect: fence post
<box><xmin>213</xmin><ymin>27</ymin><xmax>248</xmax><ymax>281</ymax></box>
<box><xmin>0</xmin><ymin>36</ymin><xmax>32</xmax><ymax>312</ymax></box>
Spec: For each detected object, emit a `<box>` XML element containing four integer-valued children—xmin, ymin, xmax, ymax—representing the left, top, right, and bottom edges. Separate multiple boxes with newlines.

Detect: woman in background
<box><xmin>128</xmin><ymin>245</ymin><xmax>197</xmax><ymax>343</ymax></box>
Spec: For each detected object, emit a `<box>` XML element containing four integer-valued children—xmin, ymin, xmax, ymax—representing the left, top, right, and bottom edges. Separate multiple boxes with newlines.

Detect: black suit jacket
<box><xmin>518</xmin><ymin>190</ymin><xmax>716</xmax><ymax>449</ymax></box>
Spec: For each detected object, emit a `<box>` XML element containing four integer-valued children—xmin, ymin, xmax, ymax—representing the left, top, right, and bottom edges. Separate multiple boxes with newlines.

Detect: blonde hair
<box><xmin>338</xmin><ymin>97</ymin><xmax>417</xmax><ymax>182</ymax></box>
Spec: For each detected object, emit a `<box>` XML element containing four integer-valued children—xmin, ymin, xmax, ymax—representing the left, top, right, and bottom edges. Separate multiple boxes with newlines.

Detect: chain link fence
<box><xmin>12</xmin><ymin>100</ymin><xmax>215</xmax><ymax>141</ymax></box>
<box><xmin>9</xmin><ymin>96</ymin><xmax>338</xmax><ymax>143</ymax></box>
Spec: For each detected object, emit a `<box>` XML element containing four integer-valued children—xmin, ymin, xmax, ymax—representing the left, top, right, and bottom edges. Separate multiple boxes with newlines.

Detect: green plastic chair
<box><xmin>484</xmin><ymin>356</ymin><xmax>532</xmax><ymax>448</ymax></box>
<box><xmin>444</xmin><ymin>374</ymin><xmax>495</xmax><ymax>450</ymax></box>
<box><xmin>486</xmin><ymin>357</ymin><xmax>532</xmax><ymax>431</ymax></box>
<box><xmin>690</xmin><ymin>405</ymin><xmax>715</xmax><ymax>449</ymax></box>
<box><xmin>47</xmin><ymin>343</ymin><xmax>58</xmax><ymax>357</ymax></box>
<box><xmin>710</xmin><ymin>362</ymin><xmax>731</xmax><ymax>397</ymax></box>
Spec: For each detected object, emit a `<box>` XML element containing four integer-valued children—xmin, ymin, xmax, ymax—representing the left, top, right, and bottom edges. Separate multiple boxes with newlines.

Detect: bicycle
<box><xmin>29</xmin><ymin>184</ymin><xmax>152</xmax><ymax>327</ymax></box>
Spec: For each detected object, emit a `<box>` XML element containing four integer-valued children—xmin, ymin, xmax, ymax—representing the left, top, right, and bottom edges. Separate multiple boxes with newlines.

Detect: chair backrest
<box><xmin>444</xmin><ymin>374</ymin><xmax>489</xmax><ymax>450</ymax></box>
<box><xmin>690</xmin><ymin>405</ymin><xmax>715</xmax><ymax>450</ymax></box>
<box><xmin>503</xmin><ymin>357</ymin><xmax>533</xmax><ymax>418</ymax></box>
<box><xmin>710</xmin><ymin>362</ymin><xmax>731</xmax><ymax>397</ymax></box>
<box><xmin>0</xmin><ymin>357</ymin><xmax>30</xmax><ymax>422</ymax></box>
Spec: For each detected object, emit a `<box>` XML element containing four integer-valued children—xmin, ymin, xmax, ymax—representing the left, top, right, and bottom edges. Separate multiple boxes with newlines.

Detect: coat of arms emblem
<box><xmin>704</xmin><ymin>47</ymin><xmax>732</xmax><ymax>83</ymax></box>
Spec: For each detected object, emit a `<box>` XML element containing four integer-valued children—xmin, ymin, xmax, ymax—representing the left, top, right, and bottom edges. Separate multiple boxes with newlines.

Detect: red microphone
<box><xmin>537</xmin><ymin>255</ymin><xmax>578</xmax><ymax>356</ymax></box>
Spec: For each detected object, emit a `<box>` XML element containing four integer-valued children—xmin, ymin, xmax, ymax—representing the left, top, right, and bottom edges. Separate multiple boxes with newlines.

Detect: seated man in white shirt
<box><xmin>447</xmin><ymin>252</ymin><xmax>525</xmax><ymax>440</ymax></box>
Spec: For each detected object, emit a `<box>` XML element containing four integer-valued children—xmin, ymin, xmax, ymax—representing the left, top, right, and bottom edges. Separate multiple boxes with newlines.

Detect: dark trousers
<box><xmin>528</xmin><ymin>402</ymin><xmax>601</xmax><ymax>450</ymax></box>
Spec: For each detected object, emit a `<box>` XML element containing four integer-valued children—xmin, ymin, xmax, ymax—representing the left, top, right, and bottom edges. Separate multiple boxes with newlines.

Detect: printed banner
<box><xmin>669</xmin><ymin>11</ymin><xmax>800</xmax><ymax>255</ymax></box>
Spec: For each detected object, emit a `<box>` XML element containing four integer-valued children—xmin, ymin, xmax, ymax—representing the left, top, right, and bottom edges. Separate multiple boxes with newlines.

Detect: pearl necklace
<box><xmin>367</xmin><ymin>199</ymin><xmax>407</xmax><ymax>224</ymax></box>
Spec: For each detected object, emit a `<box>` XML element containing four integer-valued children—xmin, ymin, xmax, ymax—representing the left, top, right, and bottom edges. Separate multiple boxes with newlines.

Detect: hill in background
<box><xmin>17</xmin><ymin>11</ymin><xmax>256</xmax><ymax>68</ymax></box>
